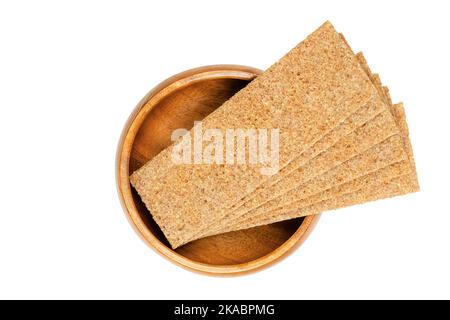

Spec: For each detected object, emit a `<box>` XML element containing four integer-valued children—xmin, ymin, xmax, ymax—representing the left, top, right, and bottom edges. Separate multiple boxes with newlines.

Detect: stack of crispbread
<box><xmin>130</xmin><ymin>21</ymin><xmax>419</xmax><ymax>248</ymax></box>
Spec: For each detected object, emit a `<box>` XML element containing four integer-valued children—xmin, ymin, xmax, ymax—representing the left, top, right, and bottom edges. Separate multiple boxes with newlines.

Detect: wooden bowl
<box><xmin>116</xmin><ymin>65</ymin><xmax>320</xmax><ymax>275</ymax></box>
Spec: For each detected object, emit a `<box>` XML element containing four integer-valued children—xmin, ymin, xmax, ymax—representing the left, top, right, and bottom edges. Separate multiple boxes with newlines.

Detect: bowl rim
<box><xmin>116</xmin><ymin>64</ymin><xmax>320</xmax><ymax>276</ymax></box>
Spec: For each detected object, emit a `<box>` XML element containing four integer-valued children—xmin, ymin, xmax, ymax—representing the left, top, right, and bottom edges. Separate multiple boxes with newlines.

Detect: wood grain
<box><xmin>116</xmin><ymin>65</ymin><xmax>320</xmax><ymax>275</ymax></box>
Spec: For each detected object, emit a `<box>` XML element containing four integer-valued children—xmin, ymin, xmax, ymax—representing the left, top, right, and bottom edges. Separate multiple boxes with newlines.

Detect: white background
<box><xmin>0</xmin><ymin>0</ymin><xmax>449</xmax><ymax>300</ymax></box>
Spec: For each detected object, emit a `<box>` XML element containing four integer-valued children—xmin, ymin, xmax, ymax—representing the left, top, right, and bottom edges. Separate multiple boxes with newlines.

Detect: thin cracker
<box><xmin>131</xmin><ymin>23</ymin><xmax>399</xmax><ymax>247</ymax></box>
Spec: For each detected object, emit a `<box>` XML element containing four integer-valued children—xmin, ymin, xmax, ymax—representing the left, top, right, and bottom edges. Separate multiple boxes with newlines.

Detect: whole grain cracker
<box><xmin>209</xmin><ymin>55</ymin><xmax>419</xmax><ymax>234</ymax></box>
<box><xmin>205</xmin><ymin>53</ymin><xmax>417</xmax><ymax>235</ymax></box>
<box><xmin>198</xmin><ymin>53</ymin><xmax>403</xmax><ymax>236</ymax></box>
<box><xmin>189</xmin><ymin>44</ymin><xmax>390</xmax><ymax>233</ymax></box>
<box><xmin>131</xmin><ymin>22</ymin><xmax>399</xmax><ymax>248</ymax></box>
<box><xmin>196</xmin><ymin>111</ymin><xmax>404</xmax><ymax>239</ymax></box>
<box><xmin>258</xmin><ymin>171</ymin><xmax>418</xmax><ymax>228</ymax></box>
<box><xmin>229</xmin><ymin>135</ymin><xmax>407</xmax><ymax>223</ymax></box>
<box><xmin>207</xmin><ymin>103</ymin><xmax>418</xmax><ymax>234</ymax></box>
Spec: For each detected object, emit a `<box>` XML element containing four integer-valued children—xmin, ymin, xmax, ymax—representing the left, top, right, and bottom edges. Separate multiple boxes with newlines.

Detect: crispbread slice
<box><xmin>195</xmin><ymin>52</ymin><xmax>408</xmax><ymax>238</ymax></box>
<box><xmin>260</xmin><ymin>167</ymin><xmax>418</xmax><ymax>227</ymax></box>
<box><xmin>197</xmin><ymin>42</ymin><xmax>389</xmax><ymax>229</ymax></box>
<box><xmin>188</xmin><ymin>52</ymin><xmax>403</xmax><ymax>239</ymax></box>
<box><xmin>209</xmin><ymin>97</ymin><xmax>385</xmax><ymax>216</ymax></box>
<box><xmin>195</xmin><ymin>112</ymin><xmax>406</xmax><ymax>239</ymax></box>
<box><xmin>224</xmin><ymin>135</ymin><xmax>408</xmax><ymax>224</ymax></box>
<box><xmin>131</xmin><ymin>22</ymin><xmax>399</xmax><ymax>248</ymax></box>
<box><xmin>247</xmin><ymin>160</ymin><xmax>412</xmax><ymax>220</ymax></box>
<box><xmin>203</xmin><ymin>54</ymin><xmax>419</xmax><ymax>235</ymax></box>
<box><xmin>204</xmin><ymin>103</ymin><xmax>418</xmax><ymax>235</ymax></box>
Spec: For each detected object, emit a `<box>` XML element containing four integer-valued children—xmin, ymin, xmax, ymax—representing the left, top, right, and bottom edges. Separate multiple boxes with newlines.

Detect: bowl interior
<box><xmin>127</xmin><ymin>68</ymin><xmax>306</xmax><ymax>267</ymax></box>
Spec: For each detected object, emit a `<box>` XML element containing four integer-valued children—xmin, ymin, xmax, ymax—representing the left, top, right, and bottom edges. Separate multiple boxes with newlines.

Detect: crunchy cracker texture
<box><xmin>201</xmin><ymin>52</ymin><xmax>400</xmax><ymax>235</ymax></box>
<box><xmin>197</xmin><ymin>112</ymin><xmax>405</xmax><ymax>239</ymax></box>
<box><xmin>203</xmin><ymin>54</ymin><xmax>419</xmax><ymax>236</ymax></box>
<box><xmin>209</xmin><ymin>101</ymin><xmax>418</xmax><ymax>234</ymax></box>
<box><xmin>190</xmin><ymin>49</ymin><xmax>408</xmax><ymax>240</ymax></box>
<box><xmin>130</xmin><ymin>22</ymin><xmax>418</xmax><ymax>248</ymax></box>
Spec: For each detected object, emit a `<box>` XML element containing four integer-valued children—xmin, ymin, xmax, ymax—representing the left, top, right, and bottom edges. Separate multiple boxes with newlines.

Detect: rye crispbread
<box><xmin>130</xmin><ymin>23</ymin><xmax>409</xmax><ymax>248</ymax></box>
